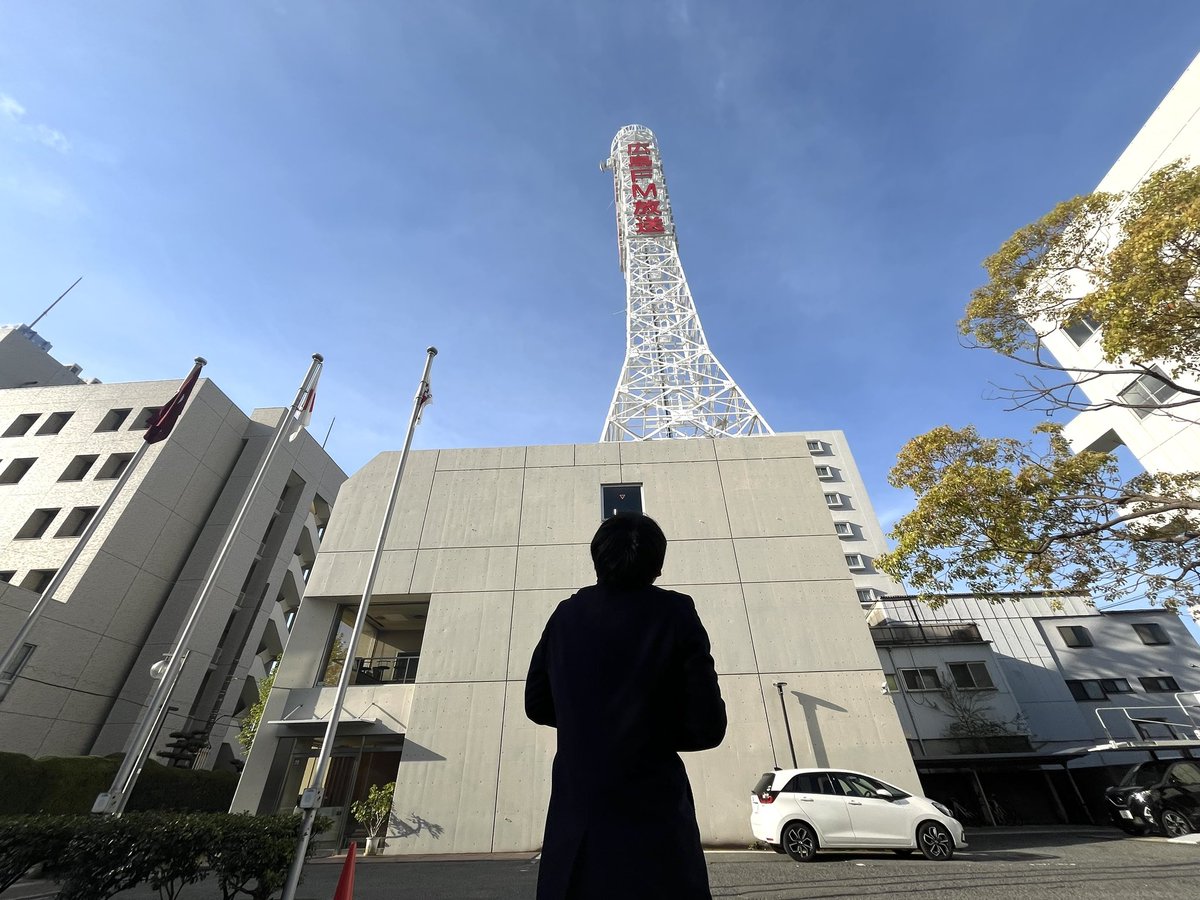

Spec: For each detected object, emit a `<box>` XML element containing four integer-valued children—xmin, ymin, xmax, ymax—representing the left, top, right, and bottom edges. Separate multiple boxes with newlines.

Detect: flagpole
<box><xmin>0</xmin><ymin>358</ymin><xmax>207</xmax><ymax>698</ymax></box>
<box><xmin>281</xmin><ymin>347</ymin><xmax>436</xmax><ymax>900</ymax></box>
<box><xmin>95</xmin><ymin>353</ymin><xmax>324</xmax><ymax>815</ymax></box>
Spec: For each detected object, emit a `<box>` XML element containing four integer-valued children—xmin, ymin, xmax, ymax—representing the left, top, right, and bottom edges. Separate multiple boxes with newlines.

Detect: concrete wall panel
<box><xmin>514</xmin><ymin>544</ymin><xmax>592</xmax><ymax>592</ymax></box>
<box><xmin>658</xmin><ymin>539</ymin><xmax>741</xmax><ymax>586</ymax></box>
<box><xmin>420</xmin><ymin>468</ymin><xmax>524</xmax><ymax>549</ymax></box>
<box><xmin>492</xmin><ymin>682</ymin><xmax>556</xmax><ymax>852</ymax></box>
<box><xmin>685</xmin><ymin>583</ymin><xmax>757</xmax><ymax>675</ymax></box>
<box><xmin>507</xmin><ymin>589</ymin><xmax>567</xmax><ymax>680</ymax></box>
<box><xmin>620</xmin><ymin>461</ymin><xmax>732</xmax><ymax>541</ymax></box>
<box><xmin>733</xmin><ymin>536</ymin><xmax>851</xmax><ymax>584</ymax></box>
<box><xmin>719</xmin><ymin>457</ymin><xmax>835</xmax><ymax>538</ymax></box>
<box><xmin>418</xmin><ymin>591</ymin><xmax>514</xmax><ymax>683</ymax></box>
<box><xmin>742</xmin><ymin>581</ymin><xmax>880</xmax><ymax>673</ymax></box>
<box><xmin>410</xmin><ymin>547</ymin><xmax>517</xmax><ymax>594</ymax></box>
<box><xmin>518</xmin><ymin>464</ymin><xmax>620</xmax><ymax>546</ymax></box>
<box><xmin>435</xmin><ymin>446</ymin><xmax>526</xmax><ymax>471</ymax></box>
<box><xmin>713</xmin><ymin>434</ymin><xmax>810</xmax><ymax>460</ymax></box>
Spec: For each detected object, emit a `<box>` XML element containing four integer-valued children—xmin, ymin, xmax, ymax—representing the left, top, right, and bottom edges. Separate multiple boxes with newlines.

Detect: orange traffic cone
<box><xmin>333</xmin><ymin>841</ymin><xmax>357</xmax><ymax>900</ymax></box>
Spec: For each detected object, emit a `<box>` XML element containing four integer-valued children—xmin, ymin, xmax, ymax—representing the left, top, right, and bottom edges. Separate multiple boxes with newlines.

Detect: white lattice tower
<box><xmin>600</xmin><ymin>125</ymin><xmax>773</xmax><ymax>441</ymax></box>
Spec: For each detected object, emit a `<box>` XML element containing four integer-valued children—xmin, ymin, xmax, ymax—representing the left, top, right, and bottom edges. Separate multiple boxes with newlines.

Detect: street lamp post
<box><xmin>774</xmin><ymin>681</ymin><xmax>798</xmax><ymax>768</ymax></box>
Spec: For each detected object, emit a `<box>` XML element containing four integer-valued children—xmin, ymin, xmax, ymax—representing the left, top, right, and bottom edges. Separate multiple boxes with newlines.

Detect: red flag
<box><xmin>289</xmin><ymin>366</ymin><xmax>321</xmax><ymax>441</ymax></box>
<box><xmin>144</xmin><ymin>359</ymin><xmax>205</xmax><ymax>444</ymax></box>
<box><xmin>415</xmin><ymin>378</ymin><xmax>432</xmax><ymax>424</ymax></box>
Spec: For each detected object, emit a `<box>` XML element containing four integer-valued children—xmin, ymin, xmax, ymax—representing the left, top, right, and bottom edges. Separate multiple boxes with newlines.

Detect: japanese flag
<box><xmin>289</xmin><ymin>368</ymin><xmax>320</xmax><ymax>441</ymax></box>
<box><xmin>415</xmin><ymin>377</ymin><xmax>432</xmax><ymax>424</ymax></box>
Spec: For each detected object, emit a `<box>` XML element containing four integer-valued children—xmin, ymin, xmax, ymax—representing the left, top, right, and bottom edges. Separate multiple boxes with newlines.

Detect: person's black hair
<box><xmin>590</xmin><ymin>512</ymin><xmax>667</xmax><ymax>588</ymax></box>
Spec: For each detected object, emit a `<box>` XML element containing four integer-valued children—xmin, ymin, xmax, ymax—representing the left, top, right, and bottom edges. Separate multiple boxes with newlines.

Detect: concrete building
<box><xmin>0</xmin><ymin>325</ymin><xmax>87</xmax><ymax>390</ymax></box>
<box><xmin>869</xmin><ymin>595</ymin><xmax>1200</xmax><ymax>824</ymax></box>
<box><xmin>0</xmin><ymin>373</ymin><xmax>346</xmax><ymax>770</ymax></box>
<box><xmin>232</xmin><ymin>434</ymin><xmax>917</xmax><ymax>852</ymax></box>
<box><xmin>1039</xmin><ymin>55</ymin><xmax>1200</xmax><ymax>472</ymax></box>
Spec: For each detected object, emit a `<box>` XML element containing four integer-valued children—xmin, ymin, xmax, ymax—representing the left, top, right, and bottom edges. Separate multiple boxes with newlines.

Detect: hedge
<box><xmin>0</xmin><ymin>813</ymin><xmax>326</xmax><ymax>900</ymax></box>
<box><xmin>0</xmin><ymin>753</ymin><xmax>237</xmax><ymax>815</ymax></box>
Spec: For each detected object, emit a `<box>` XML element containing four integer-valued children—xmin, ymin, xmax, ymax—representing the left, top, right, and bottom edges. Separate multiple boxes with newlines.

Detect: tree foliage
<box><xmin>877</xmin><ymin>424</ymin><xmax>1200</xmax><ymax>610</ymax></box>
<box><xmin>881</xmin><ymin>162</ymin><xmax>1200</xmax><ymax>612</ymax></box>
<box><xmin>960</xmin><ymin>160</ymin><xmax>1200</xmax><ymax>414</ymax></box>
<box><xmin>237</xmin><ymin>669</ymin><xmax>276</xmax><ymax>755</ymax></box>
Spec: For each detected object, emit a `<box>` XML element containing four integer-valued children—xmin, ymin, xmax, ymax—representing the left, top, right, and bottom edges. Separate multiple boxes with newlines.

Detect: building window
<box><xmin>806</xmin><ymin>439</ymin><xmax>823</xmax><ymax>452</ymax></box>
<box><xmin>1066</xmin><ymin>678</ymin><xmax>1132</xmax><ymax>700</ymax></box>
<box><xmin>1058</xmin><ymin>625</ymin><xmax>1093</xmax><ymax>648</ymax></box>
<box><xmin>824</xmin><ymin>492</ymin><xmax>841</xmax><ymax>508</ymax></box>
<box><xmin>884</xmin><ymin>673</ymin><xmax>899</xmax><ymax>693</ymax></box>
<box><xmin>0</xmin><ymin>457</ymin><xmax>36</xmax><ymax>484</ymax></box>
<box><xmin>58</xmin><ymin>454</ymin><xmax>99</xmax><ymax>482</ymax></box>
<box><xmin>35</xmin><ymin>412</ymin><xmax>73</xmax><ymax>436</ymax></box>
<box><xmin>815</xmin><ymin>465</ymin><xmax>833</xmax><ymax>479</ymax></box>
<box><xmin>601</xmin><ymin>484</ymin><xmax>643</xmax><ymax>519</ymax></box>
<box><xmin>2</xmin><ymin>414</ymin><xmax>40</xmax><ymax>438</ymax></box>
<box><xmin>834</xmin><ymin>522</ymin><xmax>854</xmax><ymax>537</ymax></box>
<box><xmin>1063</xmin><ymin>312</ymin><xmax>1100</xmax><ymax>347</ymax></box>
<box><xmin>949</xmin><ymin>662</ymin><xmax>995</xmax><ymax>690</ymax></box>
<box><xmin>95</xmin><ymin>408</ymin><xmax>132</xmax><ymax>432</ymax></box>
<box><xmin>1118</xmin><ymin>366</ymin><xmax>1179</xmax><ymax>419</ymax></box>
<box><xmin>96</xmin><ymin>452</ymin><xmax>134</xmax><ymax>480</ymax></box>
<box><xmin>1132</xmin><ymin>623</ymin><xmax>1170</xmax><ymax>645</ymax></box>
<box><xmin>129</xmin><ymin>407</ymin><xmax>162</xmax><ymax>430</ymax></box>
<box><xmin>856</xmin><ymin>588</ymin><xmax>876</xmax><ymax>604</ymax></box>
<box><xmin>1139</xmin><ymin>676</ymin><xmax>1181</xmax><ymax>693</ymax></box>
<box><xmin>19</xmin><ymin>569</ymin><xmax>58</xmax><ymax>593</ymax></box>
<box><xmin>844</xmin><ymin>553</ymin><xmax>865</xmax><ymax>570</ymax></box>
<box><xmin>0</xmin><ymin>571</ymin><xmax>15</xmax><ymax>583</ymax></box>
<box><xmin>55</xmin><ymin>507</ymin><xmax>98</xmax><ymax>538</ymax></box>
<box><xmin>0</xmin><ymin>643</ymin><xmax>35</xmax><ymax>681</ymax></box>
<box><xmin>900</xmin><ymin>668</ymin><xmax>941</xmax><ymax>691</ymax></box>
<box><xmin>15</xmin><ymin>508</ymin><xmax>61</xmax><ymax>540</ymax></box>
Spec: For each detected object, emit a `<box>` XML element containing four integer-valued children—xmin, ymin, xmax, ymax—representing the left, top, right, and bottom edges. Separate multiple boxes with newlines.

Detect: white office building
<box><xmin>0</xmin><ymin>332</ymin><xmax>346</xmax><ymax>770</ymax></box>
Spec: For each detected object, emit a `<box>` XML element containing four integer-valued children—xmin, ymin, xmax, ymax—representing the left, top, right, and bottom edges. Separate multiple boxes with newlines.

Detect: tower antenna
<box><xmin>600</xmin><ymin>126</ymin><xmax>771</xmax><ymax>441</ymax></box>
<box><xmin>30</xmin><ymin>276</ymin><xmax>83</xmax><ymax>329</ymax></box>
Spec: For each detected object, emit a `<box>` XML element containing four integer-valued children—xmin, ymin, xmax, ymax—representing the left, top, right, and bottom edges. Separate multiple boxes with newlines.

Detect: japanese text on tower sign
<box><xmin>626</xmin><ymin>142</ymin><xmax>665</xmax><ymax>235</ymax></box>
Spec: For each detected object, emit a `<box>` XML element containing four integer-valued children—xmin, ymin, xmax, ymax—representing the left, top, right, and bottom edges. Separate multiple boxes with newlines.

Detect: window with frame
<box><xmin>1132</xmin><ymin>623</ymin><xmax>1170</xmax><ymax>645</ymax></box>
<box><xmin>96</xmin><ymin>452</ymin><xmax>134</xmax><ymax>480</ymax></box>
<box><xmin>0</xmin><ymin>457</ymin><xmax>36</xmax><ymax>484</ymax></box>
<box><xmin>1100</xmin><ymin>678</ymin><xmax>1133</xmax><ymax>694</ymax></box>
<box><xmin>1058</xmin><ymin>625</ymin><xmax>1094</xmax><ymax>648</ymax></box>
<box><xmin>129</xmin><ymin>407</ymin><xmax>162</xmax><ymax>431</ymax></box>
<box><xmin>806</xmin><ymin>439</ymin><xmax>823</xmax><ymax>453</ymax></box>
<box><xmin>55</xmin><ymin>507</ymin><xmax>98</xmax><ymax>538</ymax></box>
<box><xmin>844</xmin><ymin>553</ymin><xmax>865</xmax><ymax>570</ymax></box>
<box><xmin>15</xmin><ymin>508</ymin><xmax>60</xmax><ymax>540</ymax></box>
<box><xmin>824</xmin><ymin>492</ymin><xmax>841</xmax><ymax>507</ymax></box>
<box><xmin>58</xmin><ymin>454</ymin><xmax>99</xmax><ymax>482</ymax></box>
<box><xmin>1063</xmin><ymin>312</ymin><xmax>1100</xmax><ymax>347</ymax></box>
<box><xmin>35</xmin><ymin>412</ymin><xmax>73</xmax><ymax>436</ymax></box>
<box><xmin>900</xmin><ymin>668</ymin><xmax>941</xmax><ymax>691</ymax></box>
<box><xmin>834</xmin><ymin>522</ymin><xmax>854</xmax><ymax>537</ymax></box>
<box><xmin>601</xmin><ymin>484</ymin><xmax>643</xmax><ymax>520</ymax></box>
<box><xmin>95</xmin><ymin>408</ymin><xmax>132</xmax><ymax>432</ymax></box>
<box><xmin>1067</xmin><ymin>679</ymin><xmax>1106</xmax><ymax>701</ymax></box>
<box><xmin>1139</xmin><ymin>676</ymin><xmax>1181</xmax><ymax>693</ymax></box>
<box><xmin>884</xmin><ymin>672</ymin><xmax>899</xmax><ymax>692</ymax></box>
<box><xmin>856</xmin><ymin>588</ymin><xmax>875</xmax><ymax>603</ymax></box>
<box><xmin>2</xmin><ymin>413</ymin><xmax>39</xmax><ymax>438</ymax></box>
<box><xmin>1118</xmin><ymin>365</ymin><xmax>1180</xmax><ymax>418</ymax></box>
<box><xmin>949</xmin><ymin>661</ymin><xmax>995</xmax><ymax>690</ymax></box>
<box><xmin>815</xmin><ymin>465</ymin><xmax>833</xmax><ymax>479</ymax></box>
<box><xmin>19</xmin><ymin>569</ymin><xmax>58</xmax><ymax>593</ymax></box>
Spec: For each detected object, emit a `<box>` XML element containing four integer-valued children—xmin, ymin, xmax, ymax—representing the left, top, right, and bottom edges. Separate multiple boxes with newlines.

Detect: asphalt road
<box><xmin>7</xmin><ymin>828</ymin><xmax>1198</xmax><ymax>900</ymax></box>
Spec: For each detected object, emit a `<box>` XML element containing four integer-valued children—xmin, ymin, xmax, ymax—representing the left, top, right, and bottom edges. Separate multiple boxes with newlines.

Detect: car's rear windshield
<box><xmin>1119</xmin><ymin>762</ymin><xmax>1171</xmax><ymax>788</ymax></box>
<box><xmin>753</xmin><ymin>773</ymin><xmax>776</xmax><ymax>794</ymax></box>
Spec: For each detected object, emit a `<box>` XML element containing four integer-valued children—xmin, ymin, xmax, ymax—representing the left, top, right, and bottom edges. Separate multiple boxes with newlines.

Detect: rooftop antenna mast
<box><xmin>599</xmin><ymin>125</ymin><xmax>772</xmax><ymax>441</ymax></box>
<box><xmin>30</xmin><ymin>276</ymin><xmax>83</xmax><ymax>329</ymax></box>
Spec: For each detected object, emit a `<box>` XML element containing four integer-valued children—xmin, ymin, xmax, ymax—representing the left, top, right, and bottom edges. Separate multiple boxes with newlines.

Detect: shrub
<box><xmin>0</xmin><ymin>815</ymin><xmax>79</xmax><ymax>892</ymax></box>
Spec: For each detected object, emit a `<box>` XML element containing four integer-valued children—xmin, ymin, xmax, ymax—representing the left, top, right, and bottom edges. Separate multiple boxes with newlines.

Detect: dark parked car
<box><xmin>1105</xmin><ymin>759</ymin><xmax>1200</xmax><ymax>837</ymax></box>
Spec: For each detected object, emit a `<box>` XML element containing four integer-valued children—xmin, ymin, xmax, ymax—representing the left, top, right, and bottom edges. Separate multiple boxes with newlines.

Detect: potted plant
<box><xmin>349</xmin><ymin>782</ymin><xmax>395</xmax><ymax>856</ymax></box>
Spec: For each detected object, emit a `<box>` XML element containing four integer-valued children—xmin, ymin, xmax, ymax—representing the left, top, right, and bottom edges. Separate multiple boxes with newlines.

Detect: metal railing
<box><xmin>351</xmin><ymin>655</ymin><xmax>419</xmax><ymax>685</ymax></box>
<box><xmin>1094</xmin><ymin>691</ymin><xmax>1200</xmax><ymax>744</ymax></box>
<box><xmin>870</xmin><ymin>622</ymin><xmax>983</xmax><ymax>646</ymax></box>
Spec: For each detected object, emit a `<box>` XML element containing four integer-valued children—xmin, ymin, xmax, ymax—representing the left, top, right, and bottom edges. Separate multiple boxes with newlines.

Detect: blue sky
<box><xmin>2</xmin><ymin>2</ymin><xmax>1199</xmax><ymax>540</ymax></box>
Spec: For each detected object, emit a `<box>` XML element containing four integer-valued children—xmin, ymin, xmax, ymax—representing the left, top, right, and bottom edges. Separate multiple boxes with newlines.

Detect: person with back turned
<box><xmin>525</xmin><ymin>512</ymin><xmax>727</xmax><ymax>899</ymax></box>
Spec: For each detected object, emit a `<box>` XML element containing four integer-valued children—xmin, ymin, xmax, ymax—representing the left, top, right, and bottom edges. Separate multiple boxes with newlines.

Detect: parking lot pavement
<box><xmin>8</xmin><ymin>829</ymin><xmax>1195</xmax><ymax>900</ymax></box>
<box><xmin>707</xmin><ymin>829</ymin><xmax>1200</xmax><ymax>900</ymax></box>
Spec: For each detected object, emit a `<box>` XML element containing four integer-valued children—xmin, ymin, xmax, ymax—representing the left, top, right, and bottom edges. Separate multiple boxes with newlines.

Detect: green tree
<box><xmin>879</xmin><ymin>162</ymin><xmax>1200</xmax><ymax>611</ymax></box>
<box><xmin>237</xmin><ymin>669</ymin><xmax>276</xmax><ymax>755</ymax></box>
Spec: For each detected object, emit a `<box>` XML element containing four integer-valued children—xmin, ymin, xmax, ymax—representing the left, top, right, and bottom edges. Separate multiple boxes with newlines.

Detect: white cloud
<box><xmin>0</xmin><ymin>91</ymin><xmax>71</xmax><ymax>153</ymax></box>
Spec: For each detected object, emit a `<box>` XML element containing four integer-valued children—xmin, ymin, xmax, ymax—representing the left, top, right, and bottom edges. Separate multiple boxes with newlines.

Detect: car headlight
<box><xmin>931</xmin><ymin>801</ymin><xmax>952</xmax><ymax>817</ymax></box>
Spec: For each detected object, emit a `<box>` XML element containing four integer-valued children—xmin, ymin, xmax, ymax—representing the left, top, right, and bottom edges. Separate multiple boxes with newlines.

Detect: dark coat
<box><xmin>525</xmin><ymin>583</ymin><xmax>727</xmax><ymax>900</ymax></box>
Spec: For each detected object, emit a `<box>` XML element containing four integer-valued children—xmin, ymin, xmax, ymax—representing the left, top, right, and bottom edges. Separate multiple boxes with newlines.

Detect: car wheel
<box><xmin>892</xmin><ymin>849</ymin><xmax>915</xmax><ymax>857</ymax></box>
<box><xmin>1161</xmin><ymin>808</ymin><xmax>1195</xmax><ymax>838</ymax></box>
<box><xmin>782</xmin><ymin>821</ymin><xmax>818</xmax><ymax>862</ymax></box>
<box><xmin>917</xmin><ymin>822</ymin><xmax>954</xmax><ymax>860</ymax></box>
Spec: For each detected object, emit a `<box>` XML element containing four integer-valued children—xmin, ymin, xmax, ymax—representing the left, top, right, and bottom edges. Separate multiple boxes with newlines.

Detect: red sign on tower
<box><xmin>626</xmin><ymin>142</ymin><xmax>665</xmax><ymax>235</ymax></box>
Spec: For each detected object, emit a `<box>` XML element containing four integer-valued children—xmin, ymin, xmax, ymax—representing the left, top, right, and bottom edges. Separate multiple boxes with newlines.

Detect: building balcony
<box><xmin>870</xmin><ymin>622</ymin><xmax>983</xmax><ymax>646</ymax></box>
<box><xmin>350</xmin><ymin>654</ymin><xmax>419</xmax><ymax>686</ymax></box>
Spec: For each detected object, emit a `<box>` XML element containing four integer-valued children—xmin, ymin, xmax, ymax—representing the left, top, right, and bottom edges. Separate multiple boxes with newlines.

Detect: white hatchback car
<box><xmin>750</xmin><ymin>768</ymin><xmax>966</xmax><ymax>861</ymax></box>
